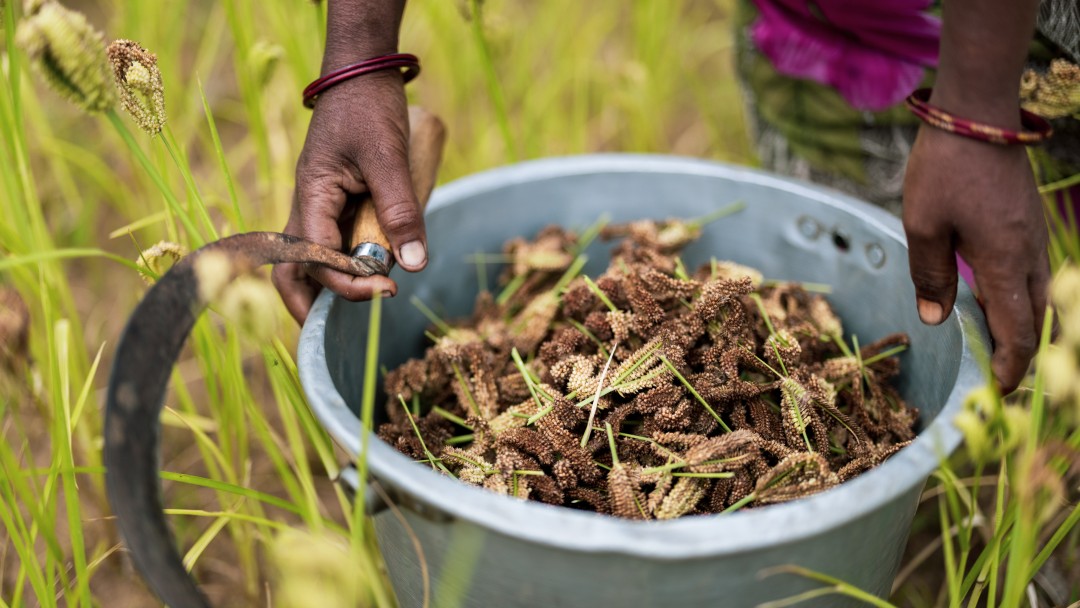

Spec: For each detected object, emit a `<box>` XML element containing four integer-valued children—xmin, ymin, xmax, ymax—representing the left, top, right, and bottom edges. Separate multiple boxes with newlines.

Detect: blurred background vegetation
<box><xmin>0</xmin><ymin>0</ymin><xmax>1077</xmax><ymax>606</ymax></box>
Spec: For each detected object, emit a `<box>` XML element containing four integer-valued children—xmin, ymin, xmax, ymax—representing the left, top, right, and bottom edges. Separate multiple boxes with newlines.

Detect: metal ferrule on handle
<box><xmin>350</xmin><ymin>241</ymin><xmax>394</xmax><ymax>275</ymax></box>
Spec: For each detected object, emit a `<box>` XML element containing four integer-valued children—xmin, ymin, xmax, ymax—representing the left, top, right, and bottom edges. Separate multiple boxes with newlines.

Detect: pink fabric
<box><xmin>750</xmin><ymin>0</ymin><xmax>941</xmax><ymax>111</ymax></box>
<box><xmin>956</xmin><ymin>254</ymin><xmax>975</xmax><ymax>290</ymax></box>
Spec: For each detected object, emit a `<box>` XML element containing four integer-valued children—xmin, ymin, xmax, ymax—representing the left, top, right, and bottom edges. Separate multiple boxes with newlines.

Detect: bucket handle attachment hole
<box><xmin>831</xmin><ymin>228</ymin><xmax>851</xmax><ymax>252</ymax></box>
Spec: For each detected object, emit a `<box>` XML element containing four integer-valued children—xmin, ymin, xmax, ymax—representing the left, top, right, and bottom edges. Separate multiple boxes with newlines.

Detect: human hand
<box><xmin>272</xmin><ymin>72</ymin><xmax>428</xmax><ymax>324</ymax></box>
<box><xmin>902</xmin><ymin>126</ymin><xmax>1050</xmax><ymax>394</ymax></box>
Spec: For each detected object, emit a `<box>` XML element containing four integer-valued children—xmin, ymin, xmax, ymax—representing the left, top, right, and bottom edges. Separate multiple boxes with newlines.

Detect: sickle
<box><xmin>105</xmin><ymin>233</ymin><xmax>374</xmax><ymax>607</ymax></box>
<box><xmin>105</xmin><ymin>109</ymin><xmax>445</xmax><ymax>607</ymax></box>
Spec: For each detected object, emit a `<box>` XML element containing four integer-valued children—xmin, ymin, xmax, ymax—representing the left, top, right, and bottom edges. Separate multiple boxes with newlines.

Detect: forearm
<box><xmin>932</xmin><ymin>0</ymin><xmax>1040</xmax><ymax>128</ymax></box>
<box><xmin>322</xmin><ymin>0</ymin><xmax>406</xmax><ymax>72</ymax></box>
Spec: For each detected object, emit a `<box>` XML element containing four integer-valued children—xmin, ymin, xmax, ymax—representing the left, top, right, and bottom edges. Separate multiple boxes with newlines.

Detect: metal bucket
<box><xmin>298</xmin><ymin>154</ymin><xmax>989</xmax><ymax>607</ymax></box>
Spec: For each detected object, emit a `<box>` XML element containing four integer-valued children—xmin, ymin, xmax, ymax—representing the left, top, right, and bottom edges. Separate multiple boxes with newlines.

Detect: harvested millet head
<box><xmin>379</xmin><ymin>215</ymin><xmax>918</xmax><ymax>518</ymax></box>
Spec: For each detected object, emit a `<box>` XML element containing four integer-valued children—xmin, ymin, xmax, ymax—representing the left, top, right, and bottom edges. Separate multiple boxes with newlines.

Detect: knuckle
<box><xmin>379</xmin><ymin>202</ymin><xmax>421</xmax><ymax>236</ymax></box>
<box><xmin>902</xmin><ymin>220</ymin><xmax>937</xmax><ymax>246</ymax></box>
<box><xmin>909</xmin><ymin>268</ymin><xmax>952</xmax><ymax>297</ymax></box>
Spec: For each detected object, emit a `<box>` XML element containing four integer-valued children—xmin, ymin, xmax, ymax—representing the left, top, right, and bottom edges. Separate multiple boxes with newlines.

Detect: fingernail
<box><xmin>381</xmin><ymin>290</ymin><xmax>394</xmax><ymax>299</ymax></box>
<box><xmin>917</xmin><ymin>298</ymin><xmax>943</xmax><ymax>325</ymax></box>
<box><xmin>399</xmin><ymin>241</ymin><xmax>426</xmax><ymax>268</ymax></box>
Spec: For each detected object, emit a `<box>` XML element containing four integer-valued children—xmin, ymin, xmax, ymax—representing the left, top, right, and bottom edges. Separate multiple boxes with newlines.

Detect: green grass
<box><xmin>1</xmin><ymin>0</ymin><xmax>1078</xmax><ymax>606</ymax></box>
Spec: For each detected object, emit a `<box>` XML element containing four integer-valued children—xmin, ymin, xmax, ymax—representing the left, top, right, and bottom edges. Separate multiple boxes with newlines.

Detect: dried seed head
<box><xmin>510</xmin><ymin>290</ymin><xmax>560</xmax><ymax>354</ymax></box>
<box><xmin>495</xmin><ymin>371</ymin><xmax>532</xmax><ymax>404</ymax></box>
<box><xmin>607</xmin><ymin>309</ymin><xmax>635</xmax><ymax>343</ymax></box>
<box><xmin>442</xmin><ymin>445</ymin><xmax>493</xmax><ymax>485</ymax></box>
<box><xmin>711</xmin><ymin>261</ymin><xmax>763</xmax><ymax>288</ymax></box>
<box><xmin>807</xmin><ymin>296</ymin><xmax>842</xmax><ymax>338</ymax></box>
<box><xmin>539</xmin><ymin>327</ymin><xmax>586</xmax><ymax>366</ymax></box>
<box><xmin>568</xmin><ymin>487</ymin><xmax>610</xmax><ymax>513</ymax></box>
<box><xmin>684</xmin><ymin>430</ymin><xmax>760</xmax><ymax>471</ymax></box>
<box><xmin>624</xmin><ymin>273</ymin><xmax>666</xmax><ymax>328</ymax></box>
<box><xmin>610</xmin><ymin>338</ymin><xmax>662</xmax><ymax>387</ymax></box>
<box><xmin>695</xmin><ymin>277</ymin><xmax>754</xmax><ymax>322</ymax></box>
<box><xmin>495</xmin><ymin>427</ymin><xmax>555</xmax><ymax>465</ymax></box>
<box><xmin>765</xmin><ymin>330</ymin><xmax>801</xmax><ymax>370</ymax></box>
<box><xmin>655</xmin><ymin>220</ymin><xmax>700</xmax><ymax>250</ymax></box>
<box><xmin>953</xmin><ymin>409</ymin><xmax>990</xmax><ymax>463</ymax></box>
<box><xmin>383</xmin><ymin>358</ymin><xmax>430</xmax><ymax>404</ymax></box>
<box><xmin>1052</xmin><ymin>267</ymin><xmax>1080</xmax><ymax>347</ymax></box>
<box><xmin>467</xmin><ymin>356</ymin><xmax>501</xmax><ymax>420</ymax></box>
<box><xmin>654</xmin><ymin>477</ymin><xmax>707</xmax><ymax>520</ymax></box>
<box><xmin>634</xmin><ymin>384</ymin><xmax>684</xmax><ymax>414</ymax></box>
<box><xmin>136</xmin><ymin>240</ymin><xmax>187</xmax><ymax>285</ymax></box>
<box><xmin>107</xmin><ymin>39</ymin><xmax>166</xmax><ymax>134</ymax></box>
<box><xmin>999</xmin><ymin>405</ymin><xmax>1030</xmax><ymax>454</ymax></box>
<box><xmin>1020</xmin><ymin>59</ymin><xmax>1080</xmax><ymax>119</ymax></box>
<box><xmin>640</xmin><ymin>266</ymin><xmax>700</xmax><ymax>301</ymax></box>
<box><xmin>1041</xmin><ymin>346</ymin><xmax>1080</xmax><ymax>412</ymax></box>
<box><xmin>955</xmin><ymin>385</ymin><xmax>1029</xmax><ymax>464</ymax></box>
<box><xmin>17</xmin><ymin>0</ymin><xmax>115</xmax><ymax>113</ymax></box>
<box><xmin>552</xmin><ymin>458</ymin><xmax>578</xmax><ymax>490</ymax></box>
<box><xmin>645</xmin><ymin>471</ymin><xmax>675</xmax><ymax>510</ymax></box>
<box><xmin>607</xmin><ymin>463</ymin><xmax>648</xmax><ymax>519</ymax></box>
<box><xmin>1012</xmin><ymin>447</ymin><xmax>1068</xmax><ymax>523</ymax></box>
<box><xmin>755</xmin><ymin>452</ymin><xmax>838</xmax><ymax>504</ymax></box>
<box><xmin>216</xmin><ymin>275</ymin><xmax>279</xmax><ymax>341</ymax></box>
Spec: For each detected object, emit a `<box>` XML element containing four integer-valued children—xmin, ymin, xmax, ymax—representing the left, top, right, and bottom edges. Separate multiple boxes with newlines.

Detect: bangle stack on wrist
<box><xmin>303</xmin><ymin>53</ymin><xmax>420</xmax><ymax>109</ymax></box>
<box><xmin>904</xmin><ymin>88</ymin><xmax>1053</xmax><ymax>145</ymax></box>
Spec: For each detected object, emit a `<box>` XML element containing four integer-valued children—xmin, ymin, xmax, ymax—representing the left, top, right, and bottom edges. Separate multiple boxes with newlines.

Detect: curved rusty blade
<box><xmin>105</xmin><ymin>233</ymin><xmax>372</xmax><ymax>608</ymax></box>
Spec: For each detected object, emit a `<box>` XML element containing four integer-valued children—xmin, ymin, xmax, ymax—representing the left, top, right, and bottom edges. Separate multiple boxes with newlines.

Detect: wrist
<box><xmin>906</xmin><ymin>88</ymin><xmax>1052</xmax><ymax>146</ymax></box>
<box><xmin>929</xmin><ymin>81</ymin><xmax>1022</xmax><ymax>130</ymax></box>
<box><xmin>322</xmin><ymin>41</ymin><xmax>400</xmax><ymax>75</ymax></box>
<box><xmin>321</xmin><ymin>0</ymin><xmax>404</xmax><ymax>74</ymax></box>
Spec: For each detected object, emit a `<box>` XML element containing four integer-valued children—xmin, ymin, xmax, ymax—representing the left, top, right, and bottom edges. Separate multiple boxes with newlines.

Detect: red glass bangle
<box><xmin>904</xmin><ymin>88</ymin><xmax>1052</xmax><ymax>145</ymax></box>
<box><xmin>303</xmin><ymin>53</ymin><xmax>420</xmax><ymax>109</ymax></box>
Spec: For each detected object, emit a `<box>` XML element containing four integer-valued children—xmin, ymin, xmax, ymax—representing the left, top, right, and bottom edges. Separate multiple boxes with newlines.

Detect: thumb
<box><xmin>361</xmin><ymin>129</ymin><xmax>428</xmax><ymax>272</ymax></box>
<box><xmin>905</xmin><ymin>225</ymin><xmax>959</xmax><ymax>326</ymax></box>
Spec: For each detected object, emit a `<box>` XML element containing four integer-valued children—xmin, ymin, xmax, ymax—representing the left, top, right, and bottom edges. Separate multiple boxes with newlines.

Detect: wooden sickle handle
<box><xmin>349</xmin><ymin>106</ymin><xmax>447</xmax><ymax>260</ymax></box>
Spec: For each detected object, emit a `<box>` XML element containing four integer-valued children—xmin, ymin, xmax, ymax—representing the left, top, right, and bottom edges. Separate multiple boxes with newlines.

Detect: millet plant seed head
<box><xmin>135</xmin><ymin>241</ymin><xmax>187</xmax><ymax>285</ymax></box>
<box><xmin>16</xmin><ymin>0</ymin><xmax>116</xmax><ymax>113</ymax></box>
<box><xmin>1044</xmin><ymin>266</ymin><xmax>1080</xmax><ymax>420</ymax></box>
<box><xmin>107</xmin><ymin>39</ymin><xmax>167</xmax><ymax>134</ymax></box>
<box><xmin>216</xmin><ymin>275</ymin><xmax>280</xmax><ymax>341</ymax></box>
<box><xmin>1020</xmin><ymin>59</ymin><xmax>1080</xmax><ymax>120</ymax></box>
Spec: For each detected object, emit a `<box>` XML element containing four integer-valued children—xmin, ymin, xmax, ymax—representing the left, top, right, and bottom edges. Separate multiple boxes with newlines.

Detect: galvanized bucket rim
<box><xmin>298</xmin><ymin>153</ymin><xmax>990</xmax><ymax>560</ymax></box>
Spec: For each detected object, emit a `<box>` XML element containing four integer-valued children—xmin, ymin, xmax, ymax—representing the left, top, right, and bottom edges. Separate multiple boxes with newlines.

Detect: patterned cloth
<box><xmin>736</xmin><ymin>0</ymin><xmax>1080</xmax><ymax>214</ymax></box>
